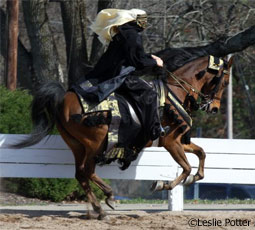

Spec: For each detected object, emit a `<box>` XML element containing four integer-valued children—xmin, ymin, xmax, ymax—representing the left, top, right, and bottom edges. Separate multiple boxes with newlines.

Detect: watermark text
<box><xmin>188</xmin><ymin>218</ymin><xmax>251</xmax><ymax>227</ymax></box>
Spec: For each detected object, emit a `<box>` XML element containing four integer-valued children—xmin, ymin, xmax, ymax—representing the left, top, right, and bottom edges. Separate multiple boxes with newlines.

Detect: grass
<box><xmin>118</xmin><ymin>198</ymin><xmax>255</xmax><ymax>205</ymax></box>
<box><xmin>119</xmin><ymin>198</ymin><xmax>168</xmax><ymax>204</ymax></box>
<box><xmin>185</xmin><ymin>199</ymin><xmax>255</xmax><ymax>205</ymax></box>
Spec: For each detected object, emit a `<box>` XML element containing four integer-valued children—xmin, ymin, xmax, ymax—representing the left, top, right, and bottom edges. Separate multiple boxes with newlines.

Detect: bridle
<box><xmin>199</xmin><ymin>68</ymin><xmax>225</xmax><ymax>110</ymax></box>
<box><xmin>162</xmin><ymin>57</ymin><xmax>229</xmax><ymax>112</ymax></box>
<box><xmin>200</xmin><ymin>60</ymin><xmax>229</xmax><ymax>110</ymax></box>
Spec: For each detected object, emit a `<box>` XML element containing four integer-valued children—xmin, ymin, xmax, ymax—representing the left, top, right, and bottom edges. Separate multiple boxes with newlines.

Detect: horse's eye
<box><xmin>222</xmin><ymin>81</ymin><xmax>229</xmax><ymax>87</ymax></box>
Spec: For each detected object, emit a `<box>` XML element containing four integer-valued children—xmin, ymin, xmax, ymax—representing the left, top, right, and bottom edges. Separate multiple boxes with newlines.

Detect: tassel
<box><xmin>176</xmin><ymin>119</ymin><xmax>183</xmax><ymax>125</ymax></box>
<box><xmin>178</xmin><ymin>125</ymin><xmax>188</xmax><ymax>133</ymax></box>
<box><xmin>181</xmin><ymin>129</ymin><xmax>191</xmax><ymax>144</ymax></box>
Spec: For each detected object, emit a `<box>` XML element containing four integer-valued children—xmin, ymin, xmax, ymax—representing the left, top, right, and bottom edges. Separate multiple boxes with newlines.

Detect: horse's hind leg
<box><xmin>90</xmin><ymin>172</ymin><xmax>115</xmax><ymax>210</ymax></box>
<box><xmin>76</xmin><ymin>157</ymin><xmax>107</xmax><ymax>220</ymax></box>
<box><xmin>184</xmin><ymin>142</ymin><xmax>206</xmax><ymax>183</ymax></box>
<box><xmin>56</xmin><ymin>123</ymin><xmax>105</xmax><ymax>219</ymax></box>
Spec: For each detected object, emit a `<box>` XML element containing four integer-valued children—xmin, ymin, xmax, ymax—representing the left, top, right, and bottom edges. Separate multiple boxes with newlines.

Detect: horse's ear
<box><xmin>227</xmin><ymin>55</ymin><xmax>234</xmax><ymax>68</ymax></box>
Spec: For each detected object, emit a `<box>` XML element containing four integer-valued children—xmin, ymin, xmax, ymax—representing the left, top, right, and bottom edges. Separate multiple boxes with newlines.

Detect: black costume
<box><xmin>71</xmin><ymin>21</ymin><xmax>161</xmax><ymax>144</ymax></box>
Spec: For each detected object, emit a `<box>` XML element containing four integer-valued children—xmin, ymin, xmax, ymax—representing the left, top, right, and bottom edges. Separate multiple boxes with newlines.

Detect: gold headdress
<box><xmin>136</xmin><ymin>14</ymin><xmax>147</xmax><ymax>29</ymax></box>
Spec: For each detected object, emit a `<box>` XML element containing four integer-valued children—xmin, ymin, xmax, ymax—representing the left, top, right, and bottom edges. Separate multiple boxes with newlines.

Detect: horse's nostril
<box><xmin>211</xmin><ymin>107</ymin><xmax>218</xmax><ymax>114</ymax></box>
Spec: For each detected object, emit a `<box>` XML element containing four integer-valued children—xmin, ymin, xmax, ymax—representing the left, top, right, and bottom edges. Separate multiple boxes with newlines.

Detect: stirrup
<box><xmin>160</xmin><ymin>126</ymin><xmax>170</xmax><ymax>137</ymax></box>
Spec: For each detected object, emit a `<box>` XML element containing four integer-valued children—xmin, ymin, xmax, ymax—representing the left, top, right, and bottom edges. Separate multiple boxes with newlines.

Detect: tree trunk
<box><xmin>0</xmin><ymin>8</ymin><xmax>8</xmax><ymax>86</ymax></box>
<box><xmin>89</xmin><ymin>0</ymin><xmax>116</xmax><ymax>65</ymax></box>
<box><xmin>6</xmin><ymin>0</ymin><xmax>19</xmax><ymax>91</ymax></box>
<box><xmin>60</xmin><ymin>0</ymin><xmax>88</xmax><ymax>87</ymax></box>
<box><xmin>22</xmin><ymin>0</ymin><xmax>62</xmax><ymax>86</ymax></box>
<box><xmin>0</xmin><ymin>8</ymin><xmax>33</xmax><ymax>90</ymax></box>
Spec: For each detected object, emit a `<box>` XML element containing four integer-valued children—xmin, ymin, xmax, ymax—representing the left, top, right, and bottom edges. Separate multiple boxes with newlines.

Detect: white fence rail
<box><xmin>1</xmin><ymin>134</ymin><xmax>255</xmax><ymax>211</ymax></box>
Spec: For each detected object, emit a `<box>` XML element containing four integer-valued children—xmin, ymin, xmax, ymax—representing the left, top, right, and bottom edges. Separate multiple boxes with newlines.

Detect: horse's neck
<box><xmin>168</xmin><ymin>57</ymin><xmax>208</xmax><ymax>103</ymax></box>
<box><xmin>167</xmin><ymin>85</ymin><xmax>187</xmax><ymax>104</ymax></box>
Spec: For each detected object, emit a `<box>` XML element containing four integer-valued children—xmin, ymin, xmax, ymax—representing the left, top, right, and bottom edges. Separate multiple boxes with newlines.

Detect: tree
<box><xmin>6</xmin><ymin>0</ymin><xmax>19</xmax><ymax>91</ymax></box>
<box><xmin>89</xmin><ymin>0</ymin><xmax>117</xmax><ymax>65</ymax></box>
<box><xmin>22</xmin><ymin>0</ymin><xmax>63</xmax><ymax>86</ymax></box>
<box><xmin>60</xmin><ymin>0</ymin><xmax>88</xmax><ymax>86</ymax></box>
<box><xmin>0</xmin><ymin>8</ymin><xmax>33</xmax><ymax>90</ymax></box>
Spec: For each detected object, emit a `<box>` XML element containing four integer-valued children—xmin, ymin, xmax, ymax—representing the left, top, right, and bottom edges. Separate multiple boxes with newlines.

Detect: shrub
<box><xmin>0</xmin><ymin>86</ymin><xmax>32</xmax><ymax>134</ymax></box>
<box><xmin>4</xmin><ymin>178</ymin><xmax>108</xmax><ymax>202</ymax></box>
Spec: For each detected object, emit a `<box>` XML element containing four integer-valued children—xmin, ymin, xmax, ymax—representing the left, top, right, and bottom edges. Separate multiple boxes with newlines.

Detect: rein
<box><xmin>162</xmin><ymin>56</ymin><xmax>227</xmax><ymax>112</ymax></box>
<box><xmin>162</xmin><ymin>66</ymin><xmax>208</xmax><ymax>99</ymax></box>
<box><xmin>163</xmin><ymin>66</ymin><xmax>210</xmax><ymax>111</ymax></box>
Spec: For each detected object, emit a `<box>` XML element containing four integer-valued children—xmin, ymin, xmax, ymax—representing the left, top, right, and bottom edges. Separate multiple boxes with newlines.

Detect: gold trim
<box><xmin>208</xmin><ymin>56</ymin><xmax>224</xmax><ymax>72</ymax></box>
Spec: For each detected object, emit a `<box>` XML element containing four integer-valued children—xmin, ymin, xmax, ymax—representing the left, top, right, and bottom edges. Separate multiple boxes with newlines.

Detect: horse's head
<box><xmin>200</xmin><ymin>56</ymin><xmax>233</xmax><ymax>114</ymax></box>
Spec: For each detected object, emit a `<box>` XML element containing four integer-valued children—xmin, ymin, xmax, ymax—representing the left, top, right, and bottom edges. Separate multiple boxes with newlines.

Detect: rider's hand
<box><xmin>151</xmin><ymin>54</ymin><xmax>164</xmax><ymax>67</ymax></box>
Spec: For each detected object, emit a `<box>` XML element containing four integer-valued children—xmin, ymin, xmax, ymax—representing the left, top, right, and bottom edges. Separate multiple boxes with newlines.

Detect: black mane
<box><xmin>132</xmin><ymin>41</ymin><xmax>224</xmax><ymax>77</ymax></box>
<box><xmin>156</xmin><ymin>46</ymin><xmax>209</xmax><ymax>72</ymax></box>
<box><xmin>155</xmin><ymin>38</ymin><xmax>229</xmax><ymax>72</ymax></box>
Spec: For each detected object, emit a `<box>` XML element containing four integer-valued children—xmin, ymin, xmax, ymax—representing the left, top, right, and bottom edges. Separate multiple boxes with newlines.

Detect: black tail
<box><xmin>12</xmin><ymin>81</ymin><xmax>66</xmax><ymax>148</ymax></box>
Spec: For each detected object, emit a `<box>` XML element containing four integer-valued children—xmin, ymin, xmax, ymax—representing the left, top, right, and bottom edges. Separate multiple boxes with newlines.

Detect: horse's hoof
<box><xmin>150</xmin><ymin>180</ymin><xmax>164</xmax><ymax>191</ymax></box>
<box><xmin>97</xmin><ymin>212</ymin><xmax>107</xmax><ymax>220</ymax></box>
<box><xmin>86</xmin><ymin>211</ymin><xmax>92</xmax><ymax>220</ymax></box>
<box><xmin>105</xmin><ymin>196</ymin><xmax>115</xmax><ymax>210</ymax></box>
<box><xmin>183</xmin><ymin>174</ymin><xmax>195</xmax><ymax>185</ymax></box>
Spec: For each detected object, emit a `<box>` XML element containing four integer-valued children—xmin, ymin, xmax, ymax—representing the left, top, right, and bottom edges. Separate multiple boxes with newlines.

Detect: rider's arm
<box><xmin>118</xmin><ymin>22</ymin><xmax>160</xmax><ymax>69</ymax></box>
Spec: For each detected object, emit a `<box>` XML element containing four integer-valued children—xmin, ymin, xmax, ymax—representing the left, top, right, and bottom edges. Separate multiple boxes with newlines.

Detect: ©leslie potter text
<box><xmin>188</xmin><ymin>218</ymin><xmax>251</xmax><ymax>227</ymax></box>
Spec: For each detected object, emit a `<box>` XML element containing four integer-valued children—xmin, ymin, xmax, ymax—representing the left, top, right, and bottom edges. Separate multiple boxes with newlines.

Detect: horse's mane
<box><xmin>156</xmin><ymin>44</ymin><xmax>216</xmax><ymax>72</ymax></box>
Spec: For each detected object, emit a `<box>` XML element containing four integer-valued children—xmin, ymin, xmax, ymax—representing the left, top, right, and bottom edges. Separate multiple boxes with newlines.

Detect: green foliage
<box><xmin>0</xmin><ymin>85</ymin><xmax>32</xmax><ymax>134</ymax></box>
<box><xmin>5</xmin><ymin>178</ymin><xmax>77</xmax><ymax>202</ymax></box>
<box><xmin>192</xmin><ymin>109</ymin><xmax>226</xmax><ymax>138</ymax></box>
<box><xmin>4</xmin><ymin>178</ymin><xmax>109</xmax><ymax>202</ymax></box>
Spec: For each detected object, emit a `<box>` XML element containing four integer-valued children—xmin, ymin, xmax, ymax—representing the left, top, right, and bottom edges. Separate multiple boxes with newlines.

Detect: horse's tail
<box><xmin>13</xmin><ymin>81</ymin><xmax>66</xmax><ymax>148</ymax></box>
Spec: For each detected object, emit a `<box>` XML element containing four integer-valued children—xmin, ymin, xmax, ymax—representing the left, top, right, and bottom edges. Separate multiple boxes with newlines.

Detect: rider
<box><xmin>72</xmin><ymin>8</ymin><xmax>169</xmax><ymax>145</ymax></box>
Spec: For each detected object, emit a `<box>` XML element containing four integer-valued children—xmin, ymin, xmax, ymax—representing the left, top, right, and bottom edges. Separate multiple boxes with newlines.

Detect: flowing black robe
<box><xmin>71</xmin><ymin>21</ymin><xmax>161</xmax><ymax>145</ymax></box>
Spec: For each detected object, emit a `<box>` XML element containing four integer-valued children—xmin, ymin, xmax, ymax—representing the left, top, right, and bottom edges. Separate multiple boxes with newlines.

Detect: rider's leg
<box><xmin>119</xmin><ymin>76</ymin><xmax>169</xmax><ymax>142</ymax></box>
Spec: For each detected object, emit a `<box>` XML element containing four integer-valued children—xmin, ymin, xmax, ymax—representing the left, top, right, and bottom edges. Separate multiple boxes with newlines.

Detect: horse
<box><xmin>12</xmin><ymin>55</ymin><xmax>233</xmax><ymax>219</ymax></box>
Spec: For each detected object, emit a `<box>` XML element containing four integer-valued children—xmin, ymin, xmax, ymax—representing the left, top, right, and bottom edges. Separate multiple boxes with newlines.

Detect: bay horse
<box><xmin>13</xmin><ymin>55</ymin><xmax>233</xmax><ymax>219</ymax></box>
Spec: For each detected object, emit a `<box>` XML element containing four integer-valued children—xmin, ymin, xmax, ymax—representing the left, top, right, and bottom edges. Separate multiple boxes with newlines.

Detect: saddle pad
<box><xmin>78</xmin><ymin>92</ymin><xmax>123</xmax><ymax>156</ymax></box>
<box><xmin>77</xmin><ymin>91</ymin><xmax>143</xmax><ymax>165</ymax></box>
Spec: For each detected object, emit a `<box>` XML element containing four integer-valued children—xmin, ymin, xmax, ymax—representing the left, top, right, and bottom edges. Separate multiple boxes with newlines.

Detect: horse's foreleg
<box><xmin>184</xmin><ymin>142</ymin><xmax>206</xmax><ymax>183</ymax></box>
<box><xmin>153</xmin><ymin>138</ymin><xmax>192</xmax><ymax>191</ymax></box>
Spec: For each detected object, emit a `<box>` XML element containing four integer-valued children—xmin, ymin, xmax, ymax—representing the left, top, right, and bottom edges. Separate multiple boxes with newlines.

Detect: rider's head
<box><xmin>90</xmin><ymin>9</ymin><xmax>147</xmax><ymax>45</ymax></box>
